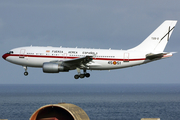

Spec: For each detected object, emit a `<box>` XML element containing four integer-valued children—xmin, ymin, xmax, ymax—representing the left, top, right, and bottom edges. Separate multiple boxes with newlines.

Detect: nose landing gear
<box><xmin>23</xmin><ymin>66</ymin><xmax>28</xmax><ymax>76</ymax></box>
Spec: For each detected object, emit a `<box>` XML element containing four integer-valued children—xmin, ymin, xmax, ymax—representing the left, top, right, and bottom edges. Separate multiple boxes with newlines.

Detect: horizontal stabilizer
<box><xmin>146</xmin><ymin>52</ymin><xmax>175</xmax><ymax>60</ymax></box>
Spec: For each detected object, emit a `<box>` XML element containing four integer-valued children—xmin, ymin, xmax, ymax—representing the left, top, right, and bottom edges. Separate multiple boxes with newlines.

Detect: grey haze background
<box><xmin>0</xmin><ymin>0</ymin><xmax>179</xmax><ymax>84</ymax></box>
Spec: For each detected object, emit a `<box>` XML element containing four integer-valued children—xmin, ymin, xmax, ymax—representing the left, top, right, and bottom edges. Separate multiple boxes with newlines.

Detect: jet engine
<box><xmin>43</xmin><ymin>62</ymin><xmax>69</xmax><ymax>73</ymax></box>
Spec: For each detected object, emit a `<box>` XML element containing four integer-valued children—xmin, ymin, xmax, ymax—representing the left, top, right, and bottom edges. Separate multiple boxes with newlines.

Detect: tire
<box><xmin>74</xmin><ymin>75</ymin><xmax>79</xmax><ymax>79</ymax></box>
<box><xmin>80</xmin><ymin>74</ymin><xmax>85</xmax><ymax>78</ymax></box>
<box><xmin>24</xmin><ymin>72</ymin><xmax>28</xmax><ymax>76</ymax></box>
<box><xmin>85</xmin><ymin>73</ymin><xmax>90</xmax><ymax>78</ymax></box>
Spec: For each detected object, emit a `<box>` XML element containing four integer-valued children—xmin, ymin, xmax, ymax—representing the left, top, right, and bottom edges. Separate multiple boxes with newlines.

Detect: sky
<box><xmin>0</xmin><ymin>0</ymin><xmax>180</xmax><ymax>84</ymax></box>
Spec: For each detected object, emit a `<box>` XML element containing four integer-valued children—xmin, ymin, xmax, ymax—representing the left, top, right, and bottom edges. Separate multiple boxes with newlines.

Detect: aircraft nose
<box><xmin>2</xmin><ymin>53</ymin><xmax>8</xmax><ymax>60</ymax></box>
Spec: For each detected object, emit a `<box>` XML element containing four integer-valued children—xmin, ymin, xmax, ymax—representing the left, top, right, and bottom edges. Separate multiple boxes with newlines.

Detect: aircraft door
<box><xmin>63</xmin><ymin>53</ymin><xmax>67</xmax><ymax>59</ymax></box>
<box><xmin>19</xmin><ymin>49</ymin><xmax>26</xmax><ymax>58</ymax></box>
<box><xmin>123</xmin><ymin>53</ymin><xmax>129</xmax><ymax>62</ymax></box>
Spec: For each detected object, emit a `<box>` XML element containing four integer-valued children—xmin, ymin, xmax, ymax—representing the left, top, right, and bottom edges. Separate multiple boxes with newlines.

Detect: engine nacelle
<box><xmin>43</xmin><ymin>63</ymin><xmax>69</xmax><ymax>73</ymax></box>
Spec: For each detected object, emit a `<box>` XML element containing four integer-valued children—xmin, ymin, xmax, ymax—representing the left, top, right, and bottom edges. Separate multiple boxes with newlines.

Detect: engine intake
<box><xmin>43</xmin><ymin>63</ymin><xmax>69</xmax><ymax>73</ymax></box>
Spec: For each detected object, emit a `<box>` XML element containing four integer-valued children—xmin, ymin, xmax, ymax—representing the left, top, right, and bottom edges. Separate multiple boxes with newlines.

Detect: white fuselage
<box><xmin>4</xmin><ymin>46</ymin><xmax>148</xmax><ymax>70</ymax></box>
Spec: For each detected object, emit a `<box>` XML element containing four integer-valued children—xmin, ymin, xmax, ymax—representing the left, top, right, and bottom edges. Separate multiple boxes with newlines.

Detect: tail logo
<box><xmin>160</xmin><ymin>26</ymin><xmax>175</xmax><ymax>43</ymax></box>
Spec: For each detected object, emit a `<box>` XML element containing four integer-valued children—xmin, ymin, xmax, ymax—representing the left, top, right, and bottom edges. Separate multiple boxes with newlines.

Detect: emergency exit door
<box><xmin>123</xmin><ymin>53</ymin><xmax>129</xmax><ymax>62</ymax></box>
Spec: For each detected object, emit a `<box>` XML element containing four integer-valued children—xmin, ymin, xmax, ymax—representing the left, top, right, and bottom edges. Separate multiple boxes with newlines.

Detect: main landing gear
<box><xmin>23</xmin><ymin>66</ymin><xmax>28</xmax><ymax>76</ymax></box>
<box><xmin>74</xmin><ymin>68</ymin><xmax>90</xmax><ymax>79</ymax></box>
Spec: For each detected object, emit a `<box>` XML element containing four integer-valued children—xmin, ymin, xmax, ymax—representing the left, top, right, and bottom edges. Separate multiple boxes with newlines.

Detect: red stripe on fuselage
<box><xmin>4</xmin><ymin>54</ymin><xmax>146</xmax><ymax>61</ymax></box>
<box><xmin>2</xmin><ymin>53</ymin><xmax>9</xmax><ymax>60</ymax></box>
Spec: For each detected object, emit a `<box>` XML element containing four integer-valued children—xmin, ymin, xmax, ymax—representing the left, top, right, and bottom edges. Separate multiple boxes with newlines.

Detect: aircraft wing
<box><xmin>51</xmin><ymin>56</ymin><xmax>93</xmax><ymax>69</ymax></box>
<box><xmin>146</xmin><ymin>52</ymin><xmax>175</xmax><ymax>60</ymax></box>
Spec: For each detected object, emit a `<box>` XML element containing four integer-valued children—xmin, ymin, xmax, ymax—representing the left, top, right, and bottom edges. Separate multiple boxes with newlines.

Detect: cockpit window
<box><xmin>8</xmin><ymin>51</ymin><xmax>14</xmax><ymax>54</ymax></box>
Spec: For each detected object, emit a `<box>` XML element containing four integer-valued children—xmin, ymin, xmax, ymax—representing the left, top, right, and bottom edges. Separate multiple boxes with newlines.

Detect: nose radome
<box><xmin>2</xmin><ymin>53</ymin><xmax>8</xmax><ymax>60</ymax></box>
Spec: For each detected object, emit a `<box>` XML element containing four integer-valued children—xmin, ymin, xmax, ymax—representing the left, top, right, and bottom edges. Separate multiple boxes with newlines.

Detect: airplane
<box><xmin>2</xmin><ymin>20</ymin><xmax>177</xmax><ymax>79</ymax></box>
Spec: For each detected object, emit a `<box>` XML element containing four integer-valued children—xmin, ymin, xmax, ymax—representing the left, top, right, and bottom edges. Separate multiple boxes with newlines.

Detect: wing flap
<box><xmin>64</xmin><ymin>56</ymin><xmax>93</xmax><ymax>64</ymax></box>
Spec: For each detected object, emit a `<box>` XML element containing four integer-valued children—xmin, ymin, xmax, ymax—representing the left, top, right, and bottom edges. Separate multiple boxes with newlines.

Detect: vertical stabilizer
<box><xmin>129</xmin><ymin>20</ymin><xmax>177</xmax><ymax>53</ymax></box>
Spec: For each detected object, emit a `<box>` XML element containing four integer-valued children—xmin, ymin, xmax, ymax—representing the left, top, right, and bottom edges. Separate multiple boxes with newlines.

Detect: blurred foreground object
<box><xmin>30</xmin><ymin>103</ymin><xmax>90</xmax><ymax>120</ymax></box>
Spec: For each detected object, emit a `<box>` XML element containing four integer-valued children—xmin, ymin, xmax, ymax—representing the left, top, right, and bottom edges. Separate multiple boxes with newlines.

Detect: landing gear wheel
<box><xmin>74</xmin><ymin>68</ymin><xmax>90</xmax><ymax>79</ymax></box>
<box><xmin>74</xmin><ymin>75</ymin><xmax>80</xmax><ymax>79</ymax></box>
<box><xmin>24</xmin><ymin>72</ymin><xmax>28</xmax><ymax>76</ymax></box>
<box><xmin>80</xmin><ymin>74</ymin><xmax>85</xmax><ymax>78</ymax></box>
<box><xmin>23</xmin><ymin>66</ymin><xmax>28</xmax><ymax>76</ymax></box>
<box><xmin>85</xmin><ymin>73</ymin><xmax>90</xmax><ymax>78</ymax></box>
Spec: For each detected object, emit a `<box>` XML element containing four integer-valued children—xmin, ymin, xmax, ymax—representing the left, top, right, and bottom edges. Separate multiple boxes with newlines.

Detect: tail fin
<box><xmin>129</xmin><ymin>20</ymin><xmax>177</xmax><ymax>52</ymax></box>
